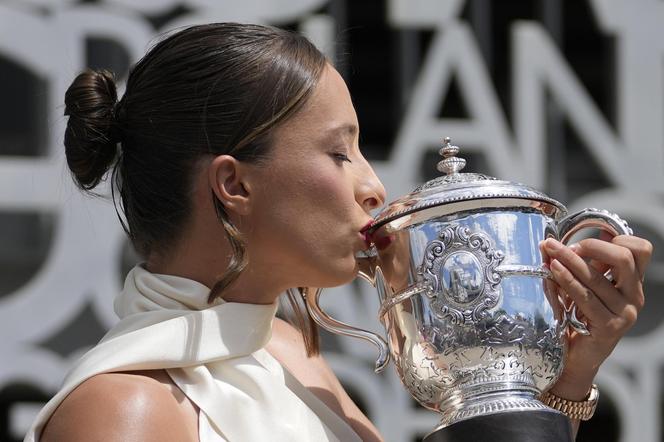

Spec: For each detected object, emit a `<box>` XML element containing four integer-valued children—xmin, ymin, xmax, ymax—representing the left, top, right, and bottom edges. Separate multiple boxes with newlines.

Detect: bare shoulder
<box><xmin>268</xmin><ymin>318</ymin><xmax>335</xmax><ymax>385</ymax></box>
<box><xmin>267</xmin><ymin>318</ymin><xmax>383</xmax><ymax>442</ymax></box>
<box><xmin>269</xmin><ymin>317</ymin><xmax>314</xmax><ymax>360</ymax></box>
<box><xmin>40</xmin><ymin>371</ymin><xmax>198</xmax><ymax>442</ymax></box>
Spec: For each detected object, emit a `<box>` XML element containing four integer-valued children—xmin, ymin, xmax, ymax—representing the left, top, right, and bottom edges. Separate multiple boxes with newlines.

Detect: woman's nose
<box><xmin>357</xmin><ymin>163</ymin><xmax>386</xmax><ymax>212</ymax></box>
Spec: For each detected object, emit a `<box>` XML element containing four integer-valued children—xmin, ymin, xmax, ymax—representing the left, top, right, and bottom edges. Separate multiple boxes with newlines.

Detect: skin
<box><xmin>42</xmin><ymin>64</ymin><xmax>385</xmax><ymax>442</ymax></box>
<box><xmin>541</xmin><ymin>235</ymin><xmax>651</xmax><ymax>435</ymax></box>
<box><xmin>41</xmin><ymin>63</ymin><xmax>652</xmax><ymax>441</ymax></box>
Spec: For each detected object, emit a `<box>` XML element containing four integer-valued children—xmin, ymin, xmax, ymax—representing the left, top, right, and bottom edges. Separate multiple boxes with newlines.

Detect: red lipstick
<box><xmin>360</xmin><ymin>220</ymin><xmax>375</xmax><ymax>248</ymax></box>
<box><xmin>360</xmin><ymin>220</ymin><xmax>374</xmax><ymax>233</ymax></box>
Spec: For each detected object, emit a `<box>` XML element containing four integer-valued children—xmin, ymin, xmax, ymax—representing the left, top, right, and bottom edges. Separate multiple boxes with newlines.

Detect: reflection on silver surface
<box><xmin>306</xmin><ymin>139</ymin><xmax>633</xmax><ymax>433</ymax></box>
<box><xmin>374</xmin><ymin>210</ymin><xmax>566</xmax><ymax>428</ymax></box>
<box><xmin>443</xmin><ymin>253</ymin><xmax>482</xmax><ymax>303</ymax></box>
<box><xmin>339</xmin><ymin>206</ymin><xmax>629</xmax><ymax>431</ymax></box>
<box><xmin>367</xmin><ymin>207</ymin><xmax>630</xmax><ymax>431</ymax></box>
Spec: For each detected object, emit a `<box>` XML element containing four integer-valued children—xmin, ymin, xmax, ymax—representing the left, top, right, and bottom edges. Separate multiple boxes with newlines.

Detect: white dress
<box><xmin>24</xmin><ymin>265</ymin><xmax>362</xmax><ymax>442</ymax></box>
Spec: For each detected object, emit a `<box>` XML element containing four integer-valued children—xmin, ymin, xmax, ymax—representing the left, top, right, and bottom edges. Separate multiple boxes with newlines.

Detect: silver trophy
<box><xmin>306</xmin><ymin>138</ymin><xmax>631</xmax><ymax>435</ymax></box>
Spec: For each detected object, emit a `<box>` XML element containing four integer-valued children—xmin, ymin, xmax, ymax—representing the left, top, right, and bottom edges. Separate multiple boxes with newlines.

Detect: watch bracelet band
<box><xmin>539</xmin><ymin>384</ymin><xmax>599</xmax><ymax>421</ymax></box>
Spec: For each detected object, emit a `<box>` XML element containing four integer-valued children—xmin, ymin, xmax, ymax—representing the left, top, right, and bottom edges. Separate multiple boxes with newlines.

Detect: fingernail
<box><xmin>569</xmin><ymin>243</ymin><xmax>580</xmax><ymax>253</ymax></box>
<box><xmin>546</xmin><ymin>239</ymin><xmax>563</xmax><ymax>251</ymax></box>
<box><xmin>550</xmin><ymin>259</ymin><xmax>563</xmax><ymax>271</ymax></box>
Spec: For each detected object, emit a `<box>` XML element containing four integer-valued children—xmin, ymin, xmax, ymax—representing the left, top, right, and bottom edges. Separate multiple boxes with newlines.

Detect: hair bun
<box><xmin>64</xmin><ymin>69</ymin><xmax>121</xmax><ymax>190</ymax></box>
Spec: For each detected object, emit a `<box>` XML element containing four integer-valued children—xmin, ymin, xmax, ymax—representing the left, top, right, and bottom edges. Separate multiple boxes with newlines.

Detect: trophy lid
<box><xmin>371</xmin><ymin>138</ymin><xmax>566</xmax><ymax>232</ymax></box>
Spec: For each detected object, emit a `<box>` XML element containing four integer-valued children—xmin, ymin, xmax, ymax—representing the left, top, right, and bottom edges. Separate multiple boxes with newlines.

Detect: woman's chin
<box><xmin>305</xmin><ymin>260</ymin><xmax>358</xmax><ymax>288</ymax></box>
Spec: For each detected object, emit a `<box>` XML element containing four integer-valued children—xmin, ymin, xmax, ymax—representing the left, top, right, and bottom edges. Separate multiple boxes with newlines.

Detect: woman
<box><xmin>26</xmin><ymin>23</ymin><xmax>651</xmax><ymax>441</ymax></box>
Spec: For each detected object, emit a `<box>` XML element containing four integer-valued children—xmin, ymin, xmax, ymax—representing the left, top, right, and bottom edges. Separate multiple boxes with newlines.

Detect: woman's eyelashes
<box><xmin>331</xmin><ymin>152</ymin><xmax>352</xmax><ymax>163</ymax></box>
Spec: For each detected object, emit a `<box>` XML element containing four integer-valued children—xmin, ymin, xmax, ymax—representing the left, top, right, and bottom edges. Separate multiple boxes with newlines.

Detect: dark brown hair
<box><xmin>63</xmin><ymin>23</ymin><xmax>327</xmax><ymax>355</ymax></box>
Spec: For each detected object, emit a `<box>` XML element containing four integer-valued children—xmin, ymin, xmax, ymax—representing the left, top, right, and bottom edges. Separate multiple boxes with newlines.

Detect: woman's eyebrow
<box><xmin>323</xmin><ymin>123</ymin><xmax>359</xmax><ymax>139</ymax></box>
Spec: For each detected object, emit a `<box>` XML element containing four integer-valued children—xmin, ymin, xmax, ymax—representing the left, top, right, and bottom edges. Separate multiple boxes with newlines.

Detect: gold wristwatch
<box><xmin>540</xmin><ymin>384</ymin><xmax>599</xmax><ymax>421</ymax></box>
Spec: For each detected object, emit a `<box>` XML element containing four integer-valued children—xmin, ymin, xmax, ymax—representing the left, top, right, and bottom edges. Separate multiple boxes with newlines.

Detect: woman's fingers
<box><xmin>545</xmin><ymin>234</ymin><xmax>652</xmax><ymax>407</ymax></box>
<box><xmin>570</xmin><ymin>238</ymin><xmax>636</xmax><ymax>285</ymax></box>
<box><xmin>543</xmin><ymin>239</ymin><xmax>624</xmax><ymax>316</ymax></box>
<box><xmin>569</xmin><ymin>236</ymin><xmax>649</xmax><ymax>310</ymax></box>
<box><xmin>572</xmin><ymin>235</ymin><xmax>652</xmax><ymax>282</ymax></box>
<box><xmin>539</xmin><ymin>240</ymin><xmax>551</xmax><ymax>265</ymax></box>
<box><xmin>548</xmin><ymin>258</ymin><xmax>613</xmax><ymax>324</ymax></box>
<box><xmin>611</xmin><ymin>235</ymin><xmax>653</xmax><ymax>282</ymax></box>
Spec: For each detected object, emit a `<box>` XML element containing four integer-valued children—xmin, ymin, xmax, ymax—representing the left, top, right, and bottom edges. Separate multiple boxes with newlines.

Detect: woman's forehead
<box><xmin>273</xmin><ymin>68</ymin><xmax>359</xmax><ymax>143</ymax></box>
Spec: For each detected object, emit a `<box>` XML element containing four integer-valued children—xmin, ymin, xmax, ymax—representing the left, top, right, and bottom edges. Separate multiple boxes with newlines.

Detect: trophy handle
<box><xmin>303</xmin><ymin>254</ymin><xmax>391</xmax><ymax>373</ymax></box>
<box><xmin>557</xmin><ymin>208</ymin><xmax>633</xmax><ymax>335</ymax></box>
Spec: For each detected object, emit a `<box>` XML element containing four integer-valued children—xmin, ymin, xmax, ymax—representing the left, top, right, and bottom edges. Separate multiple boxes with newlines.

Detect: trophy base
<box><xmin>422</xmin><ymin>409</ymin><xmax>573</xmax><ymax>442</ymax></box>
<box><xmin>435</xmin><ymin>377</ymin><xmax>547</xmax><ymax>429</ymax></box>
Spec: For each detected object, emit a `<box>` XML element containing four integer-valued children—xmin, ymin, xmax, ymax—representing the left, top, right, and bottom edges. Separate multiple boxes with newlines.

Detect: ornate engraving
<box><xmin>399</xmin><ymin>277</ymin><xmax>568</xmax><ymax>414</ymax></box>
<box><xmin>481</xmin><ymin>312</ymin><xmax>529</xmax><ymax>346</ymax></box>
<box><xmin>420</xmin><ymin>224</ymin><xmax>505</xmax><ymax>324</ymax></box>
<box><xmin>400</xmin><ymin>357</ymin><xmax>447</xmax><ymax>405</ymax></box>
<box><xmin>534</xmin><ymin>324</ymin><xmax>566</xmax><ymax>382</ymax></box>
<box><xmin>413</xmin><ymin>172</ymin><xmax>496</xmax><ymax>191</ymax></box>
<box><xmin>444</xmin><ymin>398</ymin><xmax>549</xmax><ymax>425</ymax></box>
<box><xmin>475</xmin><ymin>311</ymin><xmax>565</xmax><ymax>382</ymax></box>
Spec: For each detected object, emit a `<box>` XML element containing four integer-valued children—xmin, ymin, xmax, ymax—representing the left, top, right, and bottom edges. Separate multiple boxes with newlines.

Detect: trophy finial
<box><xmin>437</xmin><ymin>137</ymin><xmax>466</xmax><ymax>175</ymax></box>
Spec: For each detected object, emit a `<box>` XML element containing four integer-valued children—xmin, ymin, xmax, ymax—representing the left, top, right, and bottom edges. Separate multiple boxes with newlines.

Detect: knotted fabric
<box><xmin>25</xmin><ymin>265</ymin><xmax>359</xmax><ymax>441</ymax></box>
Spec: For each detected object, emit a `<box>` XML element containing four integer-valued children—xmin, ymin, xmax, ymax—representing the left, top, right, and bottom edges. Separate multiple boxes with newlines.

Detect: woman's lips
<box><xmin>360</xmin><ymin>220</ymin><xmax>375</xmax><ymax>248</ymax></box>
<box><xmin>360</xmin><ymin>231</ymin><xmax>373</xmax><ymax>248</ymax></box>
<box><xmin>361</xmin><ymin>221</ymin><xmax>394</xmax><ymax>250</ymax></box>
<box><xmin>360</xmin><ymin>220</ymin><xmax>374</xmax><ymax>233</ymax></box>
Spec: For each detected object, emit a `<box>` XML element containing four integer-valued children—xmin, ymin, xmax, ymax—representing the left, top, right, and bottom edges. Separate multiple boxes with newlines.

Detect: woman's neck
<box><xmin>145</xmin><ymin>233</ymin><xmax>283</xmax><ymax>306</ymax></box>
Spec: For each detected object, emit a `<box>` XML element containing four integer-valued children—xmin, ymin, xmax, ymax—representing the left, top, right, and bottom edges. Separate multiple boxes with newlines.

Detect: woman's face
<box><xmin>244</xmin><ymin>64</ymin><xmax>386</xmax><ymax>289</ymax></box>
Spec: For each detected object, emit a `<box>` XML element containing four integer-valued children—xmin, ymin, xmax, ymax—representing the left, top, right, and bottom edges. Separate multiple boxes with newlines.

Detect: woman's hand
<box><xmin>540</xmin><ymin>235</ymin><xmax>652</xmax><ymax>402</ymax></box>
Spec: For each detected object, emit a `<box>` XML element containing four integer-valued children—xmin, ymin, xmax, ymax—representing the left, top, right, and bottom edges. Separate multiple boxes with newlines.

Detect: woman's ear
<box><xmin>208</xmin><ymin>155</ymin><xmax>252</xmax><ymax>216</ymax></box>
